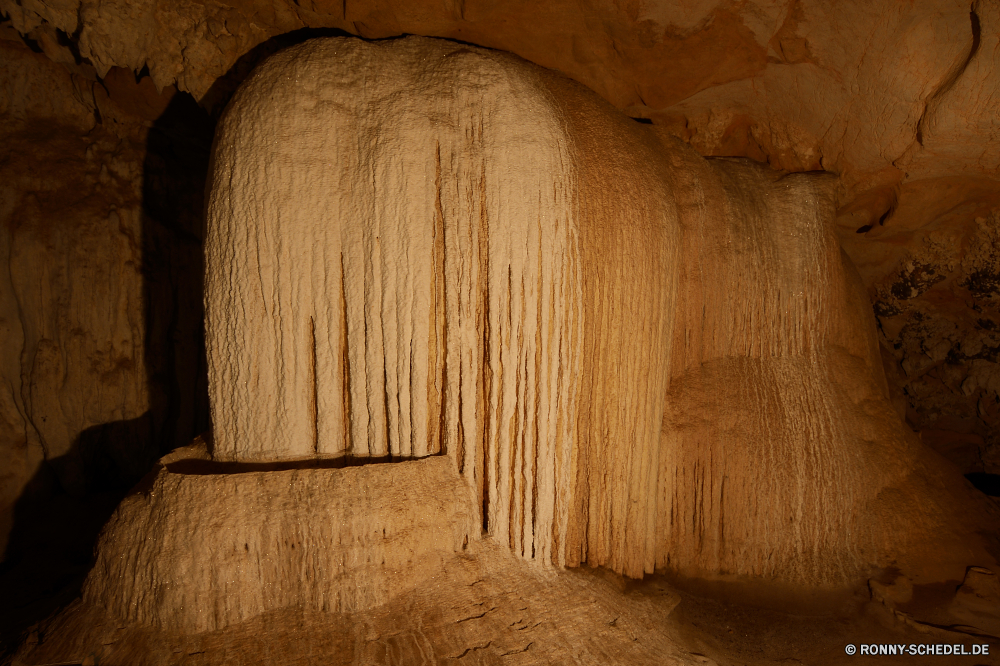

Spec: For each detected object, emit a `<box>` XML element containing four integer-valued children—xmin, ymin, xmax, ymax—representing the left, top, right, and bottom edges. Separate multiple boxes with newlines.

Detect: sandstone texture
<box><xmin>203</xmin><ymin>37</ymin><xmax>997</xmax><ymax>591</ymax></box>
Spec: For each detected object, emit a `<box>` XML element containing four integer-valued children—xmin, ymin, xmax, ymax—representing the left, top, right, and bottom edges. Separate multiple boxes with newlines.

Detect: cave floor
<box><xmin>6</xmin><ymin>539</ymin><xmax>999</xmax><ymax>666</ymax></box>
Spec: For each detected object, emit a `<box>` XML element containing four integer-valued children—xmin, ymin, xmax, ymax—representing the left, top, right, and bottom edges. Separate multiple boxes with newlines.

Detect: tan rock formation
<box><xmin>200</xmin><ymin>36</ymin><xmax>996</xmax><ymax>593</ymax></box>
<box><xmin>5</xmin><ymin>0</ymin><xmax>996</xmax><ymax>194</ymax></box>
<box><xmin>17</xmin><ymin>536</ymin><xmax>695</xmax><ymax>666</ymax></box>
<box><xmin>205</xmin><ymin>35</ymin><xmax>674</xmax><ymax>579</ymax></box>
<box><xmin>5</xmin><ymin>0</ymin><xmax>1000</xmax><ymax>571</ymax></box>
<box><xmin>83</xmin><ymin>450</ymin><xmax>477</xmax><ymax>633</ymax></box>
<box><xmin>3</xmin><ymin>21</ymin><xmax>998</xmax><ymax>663</ymax></box>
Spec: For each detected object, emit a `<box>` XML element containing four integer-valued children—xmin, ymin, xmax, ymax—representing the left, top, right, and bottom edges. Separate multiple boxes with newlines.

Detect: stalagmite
<box><xmin>81</xmin><ymin>35</ymin><xmax>997</xmax><ymax>634</ymax></box>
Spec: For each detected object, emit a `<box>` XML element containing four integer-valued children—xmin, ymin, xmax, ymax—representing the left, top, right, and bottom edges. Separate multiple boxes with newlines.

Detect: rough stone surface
<box><xmin>83</xmin><ymin>451</ymin><xmax>477</xmax><ymax>633</ymax></box>
<box><xmin>3</xmin><ymin>0</ymin><xmax>997</xmax><ymax>189</ymax></box>
<box><xmin>16</xmin><ymin>540</ymin><xmax>697</xmax><ymax>666</ymax></box>
<box><xmin>16</xmin><ymin>540</ymin><xmax>1000</xmax><ymax>665</ymax></box>
<box><xmin>0</xmin><ymin>33</ymin><xmax>145</xmax><ymax>557</ymax></box>
<box><xmin>841</xmin><ymin>206</ymin><xmax>1000</xmax><ymax>475</ymax></box>
<box><xmin>204</xmin><ymin>36</ymin><xmax>998</xmax><ymax>590</ymax></box>
<box><xmin>206</xmin><ymin>36</ymin><xmax>674</xmax><ymax>580</ymax></box>
<box><xmin>3</xmin><ymin>2</ymin><xmax>1000</xmax><ymax>662</ymax></box>
<box><xmin>0</xmin><ymin>30</ymin><xmax>210</xmax><ymax>558</ymax></box>
<box><xmin>4</xmin><ymin>0</ymin><xmax>1000</xmax><ymax>564</ymax></box>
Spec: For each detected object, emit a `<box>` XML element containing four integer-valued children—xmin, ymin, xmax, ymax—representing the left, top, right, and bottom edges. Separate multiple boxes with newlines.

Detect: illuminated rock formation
<box><xmin>203</xmin><ymin>36</ymin><xmax>678</xmax><ymax>578</ymax></box>
<box><xmin>3</xmin><ymin>5</ymin><xmax>1000</xmax><ymax>663</ymax></box>
<box><xmin>194</xmin><ymin>35</ymin><xmax>996</xmax><ymax>593</ymax></box>
<box><xmin>83</xmin><ymin>450</ymin><xmax>477</xmax><ymax>633</ymax></box>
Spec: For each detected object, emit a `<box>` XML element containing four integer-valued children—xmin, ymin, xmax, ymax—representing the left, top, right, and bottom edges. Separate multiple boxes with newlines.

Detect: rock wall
<box><xmin>2</xmin><ymin>0</ymin><xmax>999</xmax><ymax>577</ymax></box>
<box><xmin>0</xmin><ymin>30</ymin><xmax>210</xmax><ymax>558</ymax></box>
<box><xmin>204</xmin><ymin>36</ymin><xmax>996</xmax><ymax>587</ymax></box>
<box><xmin>3</xmin><ymin>0</ymin><xmax>997</xmax><ymax>192</ymax></box>
<box><xmin>843</xmin><ymin>203</ymin><xmax>1000</xmax><ymax>476</ymax></box>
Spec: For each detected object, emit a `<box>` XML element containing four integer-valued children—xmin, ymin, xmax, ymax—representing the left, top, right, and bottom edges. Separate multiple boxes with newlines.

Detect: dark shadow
<box><xmin>166</xmin><ymin>453</ymin><xmax>436</xmax><ymax>475</ymax></box>
<box><xmin>0</xmin><ymin>417</ymin><xmax>154</xmax><ymax>658</ymax></box>
<box><xmin>966</xmin><ymin>473</ymin><xmax>1000</xmax><ymax>497</ymax></box>
<box><xmin>140</xmin><ymin>89</ymin><xmax>213</xmax><ymax>458</ymax></box>
<box><xmin>1</xmin><ymin>75</ymin><xmax>215</xmax><ymax>663</ymax></box>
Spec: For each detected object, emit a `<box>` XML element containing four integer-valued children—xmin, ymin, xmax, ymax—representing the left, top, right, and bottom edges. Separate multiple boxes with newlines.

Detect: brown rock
<box><xmin>203</xmin><ymin>36</ymin><xmax>996</xmax><ymax>590</ymax></box>
<box><xmin>0</xmin><ymin>36</ymin><xmax>209</xmax><ymax>556</ymax></box>
<box><xmin>3</xmin><ymin>0</ymin><xmax>1000</xmax><ymax>660</ymax></box>
<box><xmin>84</xmin><ymin>453</ymin><xmax>477</xmax><ymax>633</ymax></box>
<box><xmin>3</xmin><ymin>5</ymin><xmax>999</xmax><ymax>483</ymax></box>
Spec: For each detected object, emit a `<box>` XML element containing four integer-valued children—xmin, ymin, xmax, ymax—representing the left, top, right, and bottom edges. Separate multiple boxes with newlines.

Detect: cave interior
<box><xmin>2</xmin><ymin>1</ymin><xmax>1000</xmax><ymax>664</ymax></box>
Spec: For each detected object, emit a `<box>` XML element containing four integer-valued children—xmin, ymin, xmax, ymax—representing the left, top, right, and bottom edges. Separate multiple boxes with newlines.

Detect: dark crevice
<box><xmin>340</xmin><ymin>253</ymin><xmax>353</xmax><ymax>455</ymax></box>
<box><xmin>913</xmin><ymin>5</ymin><xmax>981</xmax><ymax>148</ymax></box>
<box><xmin>877</xmin><ymin>207</ymin><xmax>892</xmax><ymax>226</ymax></box>
<box><xmin>966</xmin><ymin>473</ymin><xmax>1000</xmax><ymax>497</ymax></box>
<box><xmin>434</xmin><ymin>141</ymin><xmax>449</xmax><ymax>457</ymax></box>
<box><xmin>970</xmin><ymin>5</ymin><xmax>982</xmax><ymax>68</ymax></box>
<box><xmin>454</xmin><ymin>607</ymin><xmax>498</xmax><ymax>623</ymax></box>
<box><xmin>165</xmin><ymin>453</ymin><xmax>443</xmax><ymax>475</ymax></box>
<box><xmin>18</xmin><ymin>32</ymin><xmax>44</xmax><ymax>54</ymax></box>
<box><xmin>383</xmin><ymin>348</ymin><xmax>392</xmax><ymax>462</ymax></box>
<box><xmin>55</xmin><ymin>28</ymin><xmax>85</xmax><ymax>65</ymax></box>
<box><xmin>310</xmin><ymin>316</ymin><xmax>319</xmax><ymax>455</ymax></box>
<box><xmin>449</xmin><ymin>641</ymin><xmax>492</xmax><ymax>660</ymax></box>
<box><xmin>501</xmin><ymin>642</ymin><xmax>533</xmax><ymax>655</ymax></box>
<box><xmin>479</xmin><ymin>161</ymin><xmax>492</xmax><ymax>537</ymax></box>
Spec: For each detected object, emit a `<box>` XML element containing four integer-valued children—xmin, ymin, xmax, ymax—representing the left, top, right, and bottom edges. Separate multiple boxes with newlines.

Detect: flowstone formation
<box><xmin>45</xmin><ymin>35</ymin><xmax>997</xmax><ymax>657</ymax></box>
<box><xmin>201</xmin><ymin>34</ymin><xmax>996</xmax><ymax>582</ymax></box>
<box><xmin>5</xmin><ymin>0</ymin><xmax>1000</xmax><ymax>582</ymax></box>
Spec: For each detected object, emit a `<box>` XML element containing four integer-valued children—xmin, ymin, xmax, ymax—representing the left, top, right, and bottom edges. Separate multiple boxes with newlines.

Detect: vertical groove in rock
<box><xmin>340</xmin><ymin>252</ymin><xmax>352</xmax><ymax>455</ymax></box>
<box><xmin>434</xmin><ymin>140</ymin><xmax>448</xmax><ymax>457</ymax></box>
<box><xmin>477</xmin><ymin>160</ymin><xmax>492</xmax><ymax>535</ymax></box>
<box><xmin>310</xmin><ymin>316</ymin><xmax>318</xmax><ymax>455</ymax></box>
